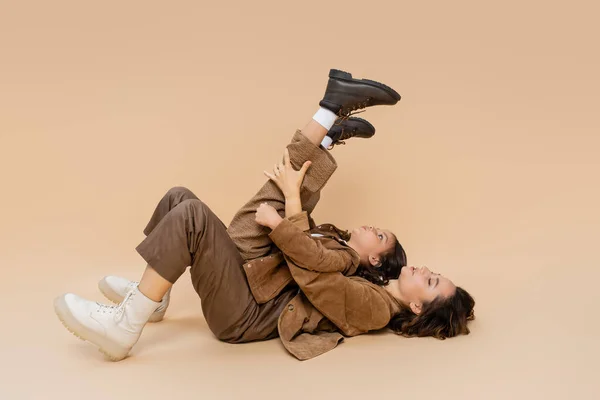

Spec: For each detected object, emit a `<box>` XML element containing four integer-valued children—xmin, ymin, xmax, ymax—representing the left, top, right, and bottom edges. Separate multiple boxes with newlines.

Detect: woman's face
<box><xmin>398</xmin><ymin>266</ymin><xmax>456</xmax><ymax>313</ymax></box>
<box><xmin>349</xmin><ymin>225</ymin><xmax>396</xmax><ymax>266</ymax></box>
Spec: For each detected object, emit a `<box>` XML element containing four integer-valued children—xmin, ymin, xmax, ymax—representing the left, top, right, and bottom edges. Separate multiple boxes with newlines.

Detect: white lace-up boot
<box><xmin>54</xmin><ymin>287</ymin><xmax>160</xmax><ymax>361</ymax></box>
<box><xmin>98</xmin><ymin>275</ymin><xmax>170</xmax><ymax>322</ymax></box>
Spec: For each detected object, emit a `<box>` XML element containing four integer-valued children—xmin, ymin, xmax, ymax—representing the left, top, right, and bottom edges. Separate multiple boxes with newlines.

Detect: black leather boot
<box><xmin>326</xmin><ymin>117</ymin><xmax>375</xmax><ymax>148</ymax></box>
<box><xmin>319</xmin><ymin>69</ymin><xmax>401</xmax><ymax>117</ymax></box>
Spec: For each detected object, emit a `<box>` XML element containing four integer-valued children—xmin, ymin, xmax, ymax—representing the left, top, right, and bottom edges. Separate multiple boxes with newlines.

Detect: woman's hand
<box><xmin>264</xmin><ymin>148</ymin><xmax>312</xmax><ymax>198</ymax></box>
<box><xmin>255</xmin><ymin>202</ymin><xmax>283</xmax><ymax>229</ymax></box>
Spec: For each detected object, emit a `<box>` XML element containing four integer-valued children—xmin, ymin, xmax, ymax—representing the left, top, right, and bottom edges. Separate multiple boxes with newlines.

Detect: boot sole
<box><xmin>53</xmin><ymin>295</ymin><xmax>130</xmax><ymax>361</ymax></box>
<box><xmin>98</xmin><ymin>278</ymin><xmax>165</xmax><ymax>323</ymax></box>
<box><xmin>329</xmin><ymin>69</ymin><xmax>401</xmax><ymax>101</ymax></box>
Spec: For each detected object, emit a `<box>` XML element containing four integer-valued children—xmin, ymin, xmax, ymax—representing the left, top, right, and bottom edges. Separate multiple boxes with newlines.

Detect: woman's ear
<box><xmin>409</xmin><ymin>302</ymin><xmax>422</xmax><ymax>315</ymax></box>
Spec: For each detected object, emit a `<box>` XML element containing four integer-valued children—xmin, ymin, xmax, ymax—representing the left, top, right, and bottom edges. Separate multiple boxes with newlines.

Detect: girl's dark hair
<box><xmin>389</xmin><ymin>286</ymin><xmax>475</xmax><ymax>339</ymax></box>
<box><xmin>356</xmin><ymin>236</ymin><xmax>407</xmax><ymax>286</ymax></box>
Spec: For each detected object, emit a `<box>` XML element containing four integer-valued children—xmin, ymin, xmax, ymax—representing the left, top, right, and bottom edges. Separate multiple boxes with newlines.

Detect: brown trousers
<box><xmin>135</xmin><ymin>130</ymin><xmax>338</xmax><ymax>343</ymax></box>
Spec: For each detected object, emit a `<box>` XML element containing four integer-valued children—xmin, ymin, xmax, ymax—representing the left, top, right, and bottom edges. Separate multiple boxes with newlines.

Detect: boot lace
<box><xmin>327</xmin><ymin>140</ymin><xmax>346</xmax><ymax>150</ymax></box>
<box><xmin>338</xmin><ymin>97</ymin><xmax>372</xmax><ymax>118</ymax></box>
<box><xmin>95</xmin><ymin>302</ymin><xmax>117</xmax><ymax>314</ymax></box>
<box><xmin>327</xmin><ymin>125</ymin><xmax>359</xmax><ymax>150</ymax></box>
<box><xmin>339</xmin><ymin>127</ymin><xmax>358</xmax><ymax>141</ymax></box>
<box><xmin>114</xmin><ymin>290</ymin><xmax>136</xmax><ymax>322</ymax></box>
<box><xmin>337</xmin><ymin>108</ymin><xmax>366</xmax><ymax>120</ymax></box>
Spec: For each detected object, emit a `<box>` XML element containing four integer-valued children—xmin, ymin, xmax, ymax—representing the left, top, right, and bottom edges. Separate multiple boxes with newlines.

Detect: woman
<box><xmin>54</xmin><ymin>69</ymin><xmax>475</xmax><ymax>361</ymax></box>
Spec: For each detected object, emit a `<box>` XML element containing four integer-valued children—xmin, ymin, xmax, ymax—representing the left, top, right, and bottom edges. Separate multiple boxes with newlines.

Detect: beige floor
<box><xmin>1</xmin><ymin>1</ymin><xmax>599</xmax><ymax>399</ymax></box>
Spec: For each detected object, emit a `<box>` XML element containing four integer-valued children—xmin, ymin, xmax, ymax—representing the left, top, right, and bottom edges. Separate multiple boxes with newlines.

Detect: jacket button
<box><xmin>287</xmin><ymin>304</ymin><xmax>294</xmax><ymax>311</ymax></box>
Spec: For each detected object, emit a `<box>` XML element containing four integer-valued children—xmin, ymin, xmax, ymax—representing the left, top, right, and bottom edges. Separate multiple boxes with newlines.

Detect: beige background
<box><xmin>1</xmin><ymin>0</ymin><xmax>598</xmax><ymax>399</ymax></box>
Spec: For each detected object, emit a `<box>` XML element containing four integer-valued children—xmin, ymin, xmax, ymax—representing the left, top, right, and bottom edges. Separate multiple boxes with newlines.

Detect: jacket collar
<box><xmin>310</xmin><ymin>223</ymin><xmax>351</xmax><ymax>242</ymax></box>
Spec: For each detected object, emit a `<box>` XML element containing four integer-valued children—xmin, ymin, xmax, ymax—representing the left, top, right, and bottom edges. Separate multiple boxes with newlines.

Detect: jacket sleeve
<box><xmin>282</xmin><ymin>210</ymin><xmax>312</xmax><ymax>232</ymax></box>
<box><xmin>287</xmin><ymin>265</ymin><xmax>393</xmax><ymax>336</ymax></box>
<box><xmin>269</xmin><ymin>211</ymin><xmax>359</xmax><ymax>275</ymax></box>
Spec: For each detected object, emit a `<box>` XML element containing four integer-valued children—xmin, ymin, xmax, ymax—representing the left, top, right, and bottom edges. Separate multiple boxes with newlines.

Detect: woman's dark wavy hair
<box><xmin>355</xmin><ymin>235</ymin><xmax>475</xmax><ymax>339</ymax></box>
<box><xmin>389</xmin><ymin>287</ymin><xmax>475</xmax><ymax>339</ymax></box>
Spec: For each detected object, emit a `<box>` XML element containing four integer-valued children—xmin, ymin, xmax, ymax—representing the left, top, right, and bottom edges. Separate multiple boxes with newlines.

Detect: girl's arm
<box><xmin>287</xmin><ymin>195</ymin><xmax>317</xmax><ymax>229</ymax></box>
<box><xmin>255</xmin><ymin>199</ymin><xmax>356</xmax><ymax>274</ymax></box>
<box><xmin>268</xmin><ymin>213</ymin><xmax>360</xmax><ymax>275</ymax></box>
<box><xmin>287</xmin><ymin>264</ymin><xmax>393</xmax><ymax>336</ymax></box>
<box><xmin>261</xmin><ymin>147</ymin><xmax>358</xmax><ymax>273</ymax></box>
<box><xmin>284</xmin><ymin>193</ymin><xmax>303</xmax><ymax>218</ymax></box>
<box><xmin>263</xmin><ymin>147</ymin><xmax>310</xmax><ymax>220</ymax></box>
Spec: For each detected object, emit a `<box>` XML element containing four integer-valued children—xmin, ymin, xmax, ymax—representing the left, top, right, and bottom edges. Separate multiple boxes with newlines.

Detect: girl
<box><xmin>54</xmin><ymin>69</ymin><xmax>475</xmax><ymax>361</ymax></box>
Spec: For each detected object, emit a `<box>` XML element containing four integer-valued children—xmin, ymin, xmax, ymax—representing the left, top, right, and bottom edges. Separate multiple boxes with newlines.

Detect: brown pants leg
<box><xmin>136</xmin><ymin>188</ymin><xmax>293</xmax><ymax>342</ymax></box>
<box><xmin>227</xmin><ymin>129</ymin><xmax>338</xmax><ymax>260</ymax></box>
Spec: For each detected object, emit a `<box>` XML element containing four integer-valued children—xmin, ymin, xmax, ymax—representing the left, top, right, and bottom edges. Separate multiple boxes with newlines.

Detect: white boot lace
<box><xmin>114</xmin><ymin>290</ymin><xmax>136</xmax><ymax>322</ymax></box>
<box><xmin>126</xmin><ymin>281</ymin><xmax>139</xmax><ymax>293</ymax></box>
<box><xmin>95</xmin><ymin>303</ymin><xmax>117</xmax><ymax>314</ymax></box>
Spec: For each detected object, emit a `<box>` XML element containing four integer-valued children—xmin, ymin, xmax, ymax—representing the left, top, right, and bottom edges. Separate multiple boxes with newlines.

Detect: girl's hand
<box><xmin>263</xmin><ymin>148</ymin><xmax>311</xmax><ymax>198</ymax></box>
<box><xmin>255</xmin><ymin>202</ymin><xmax>283</xmax><ymax>229</ymax></box>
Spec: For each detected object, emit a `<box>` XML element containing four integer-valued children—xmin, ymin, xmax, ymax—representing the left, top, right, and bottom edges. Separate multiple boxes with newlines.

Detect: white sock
<box><xmin>321</xmin><ymin>136</ymin><xmax>333</xmax><ymax>149</ymax></box>
<box><xmin>313</xmin><ymin>107</ymin><xmax>338</xmax><ymax>130</ymax></box>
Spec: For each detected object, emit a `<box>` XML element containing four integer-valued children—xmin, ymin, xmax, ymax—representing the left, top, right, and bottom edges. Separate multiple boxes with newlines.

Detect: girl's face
<box><xmin>349</xmin><ymin>225</ymin><xmax>395</xmax><ymax>266</ymax></box>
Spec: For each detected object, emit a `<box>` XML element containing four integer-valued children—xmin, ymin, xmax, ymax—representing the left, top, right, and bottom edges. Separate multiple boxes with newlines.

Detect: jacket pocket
<box><xmin>243</xmin><ymin>252</ymin><xmax>294</xmax><ymax>304</ymax></box>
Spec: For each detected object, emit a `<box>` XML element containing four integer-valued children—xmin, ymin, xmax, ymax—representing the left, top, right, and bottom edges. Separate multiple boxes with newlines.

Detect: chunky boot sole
<box><xmin>98</xmin><ymin>278</ymin><xmax>166</xmax><ymax>323</ymax></box>
<box><xmin>53</xmin><ymin>295</ymin><xmax>130</xmax><ymax>361</ymax></box>
<box><xmin>328</xmin><ymin>69</ymin><xmax>401</xmax><ymax>101</ymax></box>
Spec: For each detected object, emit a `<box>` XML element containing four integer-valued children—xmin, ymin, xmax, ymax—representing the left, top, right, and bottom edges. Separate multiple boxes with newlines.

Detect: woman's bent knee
<box><xmin>179</xmin><ymin>198</ymin><xmax>204</xmax><ymax>209</ymax></box>
<box><xmin>167</xmin><ymin>186</ymin><xmax>194</xmax><ymax>198</ymax></box>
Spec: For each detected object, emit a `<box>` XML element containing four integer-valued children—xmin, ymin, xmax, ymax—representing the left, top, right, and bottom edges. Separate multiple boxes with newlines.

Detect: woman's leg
<box><xmin>227</xmin><ymin>119</ymin><xmax>338</xmax><ymax>261</ymax></box>
<box><xmin>55</xmin><ymin>196</ymin><xmax>289</xmax><ymax>360</ymax></box>
<box><xmin>143</xmin><ymin>186</ymin><xmax>201</xmax><ymax>236</ymax></box>
<box><xmin>136</xmin><ymin>197</ymin><xmax>291</xmax><ymax>342</ymax></box>
<box><xmin>137</xmin><ymin>266</ymin><xmax>172</xmax><ymax>302</ymax></box>
<box><xmin>298</xmin><ymin>119</ymin><xmax>329</xmax><ymax>147</ymax></box>
<box><xmin>97</xmin><ymin>186</ymin><xmax>203</xmax><ymax>309</ymax></box>
<box><xmin>229</xmin><ymin>68</ymin><xmax>402</xmax><ymax>261</ymax></box>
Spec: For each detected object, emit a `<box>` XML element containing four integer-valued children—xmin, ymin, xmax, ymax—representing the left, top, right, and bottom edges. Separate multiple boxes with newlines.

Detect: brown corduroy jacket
<box><xmin>241</xmin><ymin>211</ymin><xmax>401</xmax><ymax>360</ymax></box>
